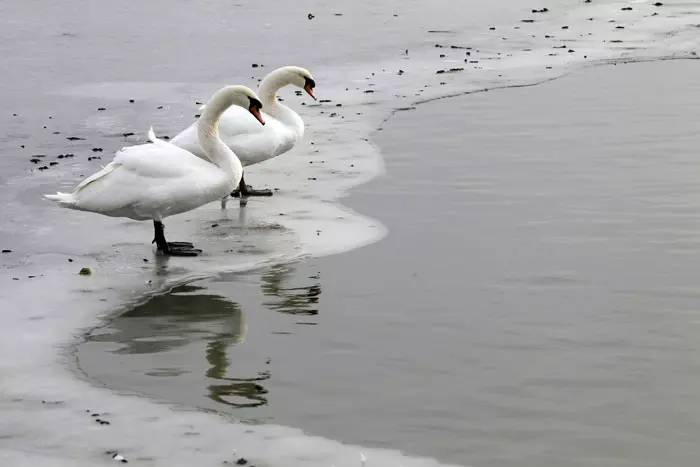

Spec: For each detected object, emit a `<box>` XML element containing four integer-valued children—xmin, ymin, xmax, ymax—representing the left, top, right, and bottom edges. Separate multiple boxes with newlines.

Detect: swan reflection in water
<box><xmin>88</xmin><ymin>264</ymin><xmax>322</xmax><ymax>411</ymax></box>
<box><xmin>90</xmin><ymin>283</ymin><xmax>268</xmax><ymax>408</ymax></box>
<box><xmin>261</xmin><ymin>264</ymin><xmax>322</xmax><ymax>316</ymax></box>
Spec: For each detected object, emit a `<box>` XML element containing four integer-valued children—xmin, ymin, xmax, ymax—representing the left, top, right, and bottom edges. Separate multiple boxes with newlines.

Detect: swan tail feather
<box><xmin>148</xmin><ymin>126</ymin><xmax>157</xmax><ymax>143</ymax></box>
<box><xmin>44</xmin><ymin>192</ymin><xmax>77</xmax><ymax>207</ymax></box>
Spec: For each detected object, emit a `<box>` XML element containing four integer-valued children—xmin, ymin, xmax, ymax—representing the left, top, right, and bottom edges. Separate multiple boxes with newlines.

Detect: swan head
<box><xmin>281</xmin><ymin>66</ymin><xmax>316</xmax><ymax>101</ymax></box>
<box><xmin>216</xmin><ymin>85</ymin><xmax>265</xmax><ymax>126</ymax></box>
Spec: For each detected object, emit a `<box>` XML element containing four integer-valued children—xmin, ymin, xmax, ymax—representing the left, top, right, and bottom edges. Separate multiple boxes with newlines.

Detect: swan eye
<box><xmin>248</xmin><ymin>97</ymin><xmax>263</xmax><ymax>111</ymax></box>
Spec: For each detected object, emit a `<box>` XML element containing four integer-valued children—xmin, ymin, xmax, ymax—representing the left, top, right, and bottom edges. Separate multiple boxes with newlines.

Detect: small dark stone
<box><xmin>336</xmin><ymin>103</ymin><xmax>342</xmax><ymax>107</ymax></box>
<box><xmin>236</xmin><ymin>458</ymin><xmax>248</xmax><ymax>465</ymax></box>
<box><xmin>307</xmin><ymin>13</ymin><xmax>315</xmax><ymax>19</ymax></box>
<box><xmin>66</xmin><ymin>136</ymin><xmax>85</xmax><ymax>141</ymax></box>
<box><xmin>49</xmin><ymin>162</ymin><xmax>58</xmax><ymax>166</ymax></box>
<box><xmin>522</xmin><ymin>19</ymin><xmax>535</xmax><ymax>23</ymax></box>
<box><xmin>129</xmin><ymin>99</ymin><xmax>135</xmax><ymax>103</ymax></box>
<box><xmin>1</xmin><ymin>250</ymin><xmax>11</xmax><ymax>253</ymax></box>
<box><xmin>92</xmin><ymin>148</ymin><xmax>103</xmax><ymax>152</ymax></box>
<box><xmin>122</xmin><ymin>132</ymin><xmax>135</xmax><ymax>137</ymax></box>
<box><xmin>97</xmin><ymin>107</ymin><xmax>106</xmax><ymax>111</ymax></box>
<box><xmin>157</xmin><ymin>106</ymin><xmax>163</xmax><ymax>109</ymax></box>
<box><xmin>654</xmin><ymin>2</ymin><xmax>663</xmax><ymax>5</ymax></box>
<box><xmin>68</xmin><ymin>259</ymin><xmax>73</xmax><ymax>262</ymax></box>
<box><xmin>561</xmin><ymin>25</ymin><xmax>569</xmax><ymax>29</ymax></box>
<box><xmin>621</xmin><ymin>6</ymin><xmax>632</xmax><ymax>10</ymax></box>
<box><xmin>38</xmin><ymin>166</ymin><xmax>49</xmax><ymax>171</ymax></box>
<box><xmin>143</xmin><ymin>258</ymin><xmax>149</xmax><ymax>262</ymax></box>
<box><xmin>252</xmin><ymin>63</ymin><xmax>259</xmax><ymax>68</ymax></box>
<box><xmin>439</xmin><ymin>54</ymin><xmax>446</xmax><ymax>57</ymax></box>
<box><xmin>194</xmin><ymin>114</ymin><xmax>201</xmax><ymax>118</ymax></box>
<box><xmin>30</xmin><ymin>158</ymin><xmax>41</xmax><ymax>164</ymax></box>
<box><xmin>489</xmin><ymin>27</ymin><xmax>496</xmax><ymax>30</ymax></box>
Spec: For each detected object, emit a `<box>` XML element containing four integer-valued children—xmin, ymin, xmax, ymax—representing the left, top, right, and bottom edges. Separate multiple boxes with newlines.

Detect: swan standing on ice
<box><xmin>170</xmin><ymin>66</ymin><xmax>316</xmax><ymax>200</ymax></box>
<box><xmin>44</xmin><ymin>85</ymin><xmax>265</xmax><ymax>256</ymax></box>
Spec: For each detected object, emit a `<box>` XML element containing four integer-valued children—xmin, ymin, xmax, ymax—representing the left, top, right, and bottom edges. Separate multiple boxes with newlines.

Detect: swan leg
<box><xmin>152</xmin><ymin>221</ymin><xmax>202</xmax><ymax>256</ymax></box>
<box><xmin>231</xmin><ymin>174</ymin><xmax>274</xmax><ymax>198</ymax></box>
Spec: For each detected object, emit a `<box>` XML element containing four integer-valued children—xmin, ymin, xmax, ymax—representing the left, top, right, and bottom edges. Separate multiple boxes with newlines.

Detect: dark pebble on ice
<box><xmin>30</xmin><ymin>158</ymin><xmax>41</xmax><ymax>164</ymax></box>
<box><xmin>522</xmin><ymin>19</ymin><xmax>535</xmax><ymax>23</ymax></box>
<box><xmin>65</xmin><ymin>153</ymin><xmax>74</xmax><ymax>158</ymax></box>
<box><xmin>489</xmin><ymin>27</ymin><xmax>496</xmax><ymax>30</ymax></box>
<box><xmin>92</xmin><ymin>148</ymin><xmax>103</xmax><ymax>152</ymax></box>
<box><xmin>654</xmin><ymin>2</ymin><xmax>663</xmax><ymax>5</ymax></box>
<box><xmin>336</xmin><ymin>103</ymin><xmax>342</xmax><ymax>107</ymax></box>
<box><xmin>436</xmin><ymin>69</ymin><xmax>445</xmax><ymax>74</ymax></box>
<box><xmin>97</xmin><ymin>107</ymin><xmax>106</xmax><ymax>111</ymax></box>
<box><xmin>12</xmin><ymin>278</ymin><xmax>19</xmax><ymax>281</ymax></box>
<box><xmin>307</xmin><ymin>13</ymin><xmax>315</xmax><ymax>19</ymax></box>
<box><xmin>532</xmin><ymin>8</ymin><xmax>548</xmax><ymax>13</ymax></box>
<box><xmin>568</xmin><ymin>49</ymin><xmax>575</xmax><ymax>53</ymax></box>
<box><xmin>20</xmin><ymin>145</ymin><xmax>25</xmax><ymax>148</ymax></box>
<box><xmin>439</xmin><ymin>54</ymin><xmax>446</xmax><ymax>57</ymax></box>
<box><xmin>68</xmin><ymin>259</ymin><xmax>73</xmax><ymax>262</ymax></box>
<box><xmin>621</xmin><ymin>6</ymin><xmax>632</xmax><ymax>10</ymax></box>
<box><xmin>157</xmin><ymin>105</ymin><xmax>163</xmax><ymax>109</ymax></box>
<box><xmin>129</xmin><ymin>99</ymin><xmax>135</xmax><ymax>103</ymax></box>
<box><xmin>334</xmin><ymin>13</ymin><xmax>343</xmax><ymax>16</ymax></box>
<box><xmin>49</xmin><ymin>162</ymin><xmax>58</xmax><ymax>166</ymax></box>
<box><xmin>236</xmin><ymin>458</ymin><xmax>248</xmax><ymax>465</ymax></box>
<box><xmin>252</xmin><ymin>63</ymin><xmax>258</xmax><ymax>68</ymax></box>
<box><xmin>122</xmin><ymin>132</ymin><xmax>134</xmax><ymax>137</ymax></box>
<box><xmin>616</xmin><ymin>25</ymin><xmax>625</xmax><ymax>29</ymax></box>
<box><xmin>308</xmin><ymin>177</ymin><xmax>317</xmax><ymax>180</ymax></box>
<box><xmin>1</xmin><ymin>250</ymin><xmax>11</xmax><ymax>253</ymax></box>
<box><xmin>364</xmin><ymin>90</ymin><xmax>374</xmax><ymax>93</ymax></box>
<box><xmin>319</xmin><ymin>99</ymin><xmax>332</xmax><ymax>103</ymax></box>
<box><xmin>38</xmin><ymin>166</ymin><xmax>49</xmax><ymax>171</ymax></box>
<box><xmin>66</xmin><ymin>136</ymin><xmax>85</xmax><ymax>141</ymax></box>
<box><xmin>194</xmin><ymin>114</ymin><xmax>201</xmax><ymax>118</ymax></box>
<box><xmin>13</xmin><ymin>113</ymin><xmax>17</xmax><ymax>116</ymax></box>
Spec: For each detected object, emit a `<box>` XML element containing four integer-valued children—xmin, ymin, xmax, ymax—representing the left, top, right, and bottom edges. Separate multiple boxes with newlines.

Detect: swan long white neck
<box><xmin>198</xmin><ymin>87</ymin><xmax>244</xmax><ymax>187</ymax></box>
<box><xmin>257</xmin><ymin>67</ymin><xmax>305</xmax><ymax>136</ymax></box>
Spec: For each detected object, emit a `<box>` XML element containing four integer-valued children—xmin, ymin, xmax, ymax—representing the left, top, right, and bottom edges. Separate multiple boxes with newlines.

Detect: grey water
<box><xmin>80</xmin><ymin>60</ymin><xmax>700</xmax><ymax>467</ymax></box>
<box><xmin>4</xmin><ymin>0</ymin><xmax>700</xmax><ymax>466</ymax></box>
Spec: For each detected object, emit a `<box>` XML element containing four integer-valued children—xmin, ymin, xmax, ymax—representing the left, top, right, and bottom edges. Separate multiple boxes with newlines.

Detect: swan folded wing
<box><xmin>70</xmin><ymin>143</ymin><xmax>222</xmax><ymax>217</ymax></box>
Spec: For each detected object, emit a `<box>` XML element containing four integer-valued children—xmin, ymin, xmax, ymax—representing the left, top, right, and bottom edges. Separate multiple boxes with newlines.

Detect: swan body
<box><xmin>170</xmin><ymin>66</ymin><xmax>315</xmax><ymax>197</ymax></box>
<box><xmin>45</xmin><ymin>85</ymin><xmax>265</xmax><ymax>255</ymax></box>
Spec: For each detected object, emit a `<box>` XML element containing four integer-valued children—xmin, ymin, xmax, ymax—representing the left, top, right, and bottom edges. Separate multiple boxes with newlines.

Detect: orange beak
<box><xmin>249</xmin><ymin>105</ymin><xmax>265</xmax><ymax>125</ymax></box>
<box><xmin>304</xmin><ymin>83</ymin><xmax>316</xmax><ymax>101</ymax></box>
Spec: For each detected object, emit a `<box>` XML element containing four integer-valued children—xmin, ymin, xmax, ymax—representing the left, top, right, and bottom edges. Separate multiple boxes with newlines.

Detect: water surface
<box><xmin>81</xmin><ymin>60</ymin><xmax>700</xmax><ymax>466</ymax></box>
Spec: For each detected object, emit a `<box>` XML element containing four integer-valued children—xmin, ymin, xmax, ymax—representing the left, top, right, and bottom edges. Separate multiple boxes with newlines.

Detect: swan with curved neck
<box><xmin>170</xmin><ymin>65</ymin><xmax>316</xmax><ymax>200</ymax></box>
<box><xmin>44</xmin><ymin>85</ymin><xmax>265</xmax><ymax>256</ymax></box>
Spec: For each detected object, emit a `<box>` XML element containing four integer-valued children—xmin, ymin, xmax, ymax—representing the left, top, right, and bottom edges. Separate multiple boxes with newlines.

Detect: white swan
<box><xmin>170</xmin><ymin>65</ymin><xmax>316</xmax><ymax>198</ymax></box>
<box><xmin>44</xmin><ymin>85</ymin><xmax>265</xmax><ymax>256</ymax></box>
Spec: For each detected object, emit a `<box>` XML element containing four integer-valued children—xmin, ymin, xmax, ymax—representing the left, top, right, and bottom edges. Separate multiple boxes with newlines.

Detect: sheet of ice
<box><xmin>1</xmin><ymin>0</ymin><xmax>700</xmax><ymax>465</ymax></box>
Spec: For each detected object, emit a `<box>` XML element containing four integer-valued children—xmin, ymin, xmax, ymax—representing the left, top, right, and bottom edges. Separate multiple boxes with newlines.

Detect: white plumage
<box><xmin>45</xmin><ymin>85</ymin><xmax>265</xmax><ymax>256</ymax></box>
<box><xmin>170</xmin><ymin>66</ymin><xmax>315</xmax><ymax>197</ymax></box>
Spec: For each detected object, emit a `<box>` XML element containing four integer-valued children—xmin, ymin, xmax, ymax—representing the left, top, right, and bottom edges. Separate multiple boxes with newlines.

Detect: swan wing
<box><xmin>66</xmin><ymin>141</ymin><xmax>225</xmax><ymax>218</ymax></box>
